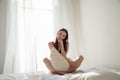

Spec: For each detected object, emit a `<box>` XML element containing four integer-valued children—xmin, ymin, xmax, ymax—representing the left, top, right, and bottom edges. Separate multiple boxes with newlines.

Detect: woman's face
<box><xmin>57</xmin><ymin>31</ymin><xmax>66</xmax><ymax>41</ymax></box>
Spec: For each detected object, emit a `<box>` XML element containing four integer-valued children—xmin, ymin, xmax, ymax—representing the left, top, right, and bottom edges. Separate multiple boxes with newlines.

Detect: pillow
<box><xmin>50</xmin><ymin>47</ymin><xmax>70</xmax><ymax>71</ymax></box>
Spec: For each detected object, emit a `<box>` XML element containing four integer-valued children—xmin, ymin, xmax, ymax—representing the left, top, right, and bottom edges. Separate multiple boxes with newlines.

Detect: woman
<box><xmin>43</xmin><ymin>28</ymin><xmax>84</xmax><ymax>75</ymax></box>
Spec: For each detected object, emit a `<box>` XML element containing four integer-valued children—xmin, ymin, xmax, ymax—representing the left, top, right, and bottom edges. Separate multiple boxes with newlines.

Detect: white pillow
<box><xmin>50</xmin><ymin>47</ymin><xmax>70</xmax><ymax>71</ymax></box>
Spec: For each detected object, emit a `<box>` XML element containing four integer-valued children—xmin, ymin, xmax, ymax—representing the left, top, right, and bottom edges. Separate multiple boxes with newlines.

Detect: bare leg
<box><xmin>67</xmin><ymin>55</ymin><xmax>84</xmax><ymax>73</ymax></box>
<box><xmin>43</xmin><ymin>55</ymin><xmax>84</xmax><ymax>75</ymax></box>
<box><xmin>43</xmin><ymin>58</ymin><xmax>66</xmax><ymax>75</ymax></box>
<box><xmin>43</xmin><ymin>58</ymin><xmax>56</xmax><ymax>73</ymax></box>
<box><xmin>74</xmin><ymin>55</ymin><xmax>84</xmax><ymax>68</ymax></box>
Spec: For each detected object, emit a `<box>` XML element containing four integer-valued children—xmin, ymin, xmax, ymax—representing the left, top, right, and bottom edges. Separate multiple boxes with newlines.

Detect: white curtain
<box><xmin>3</xmin><ymin>0</ymin><xmax>80</xmax><ymax>74</ymax></box>
<box><xmin>3</xmin><ymin>0</ymin><xmax>18</xmax><ymax>73</ymax></box>
<box><xmin>4</xmin><ymin>0</ymin><xmax>54</xmax><ymax>74</ymax></box>
<box><xmin>16</xmin><ymin>0</ymin><xmax>54</xmax><ymax>73</ymax></box>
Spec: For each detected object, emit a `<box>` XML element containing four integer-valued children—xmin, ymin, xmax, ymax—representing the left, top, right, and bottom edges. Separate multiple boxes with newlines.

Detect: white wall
<box><xmin>79</xmin><ymin>0</ymin><xmax>120</xmax><ymax>69</ymax></box>
<box><xmin>0</xmin><ymin>0</ymin><xmax>7</xmax><ymax>74</ymax></box>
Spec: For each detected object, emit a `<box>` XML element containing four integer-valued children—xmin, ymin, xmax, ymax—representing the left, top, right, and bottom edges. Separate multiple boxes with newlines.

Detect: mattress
<box><xmin>0</xmin><ymin>67</ymin><xmax>120</xmax><ymax>80</ymax></box>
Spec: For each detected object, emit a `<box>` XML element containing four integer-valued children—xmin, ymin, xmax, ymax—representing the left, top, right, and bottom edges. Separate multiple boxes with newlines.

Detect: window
<box><xmin>17</xmin><ymin>0</ymin><xmax>54</xmax><ymax>72</ymax></box>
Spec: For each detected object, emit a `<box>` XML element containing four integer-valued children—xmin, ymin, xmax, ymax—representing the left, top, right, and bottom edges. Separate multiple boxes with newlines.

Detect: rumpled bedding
<box><xmin>63</xmin><ymin>67</ymin><xmax>120</xmax><ymax>80</ymax></box>
<box><xmin>0</xmin><ymin>71</ymin><xmax>63</xmax><ymax>80</ymax></box>
<box><xmin>0</xmin><ymin>67</ymin><xmax>120</xmax><ymax>80</ymax></box>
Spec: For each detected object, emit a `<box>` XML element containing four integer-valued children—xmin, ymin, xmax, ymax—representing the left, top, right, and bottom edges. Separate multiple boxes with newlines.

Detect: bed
<box><xmin>0</xmin><ymin>67</ymin><xmax>120</xmax><ymax>80</ymax></box>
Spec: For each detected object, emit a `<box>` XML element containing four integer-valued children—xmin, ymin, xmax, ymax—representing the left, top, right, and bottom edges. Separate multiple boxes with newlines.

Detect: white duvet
<box><xmin>63</xmin><ymin>67</ymin><xmax>120</xmax><ymax>80</ymax></box>
<box><xmin>0</xmin><ymin>67</ymin><xmax>120</xmax><ymax>80</ymax></box>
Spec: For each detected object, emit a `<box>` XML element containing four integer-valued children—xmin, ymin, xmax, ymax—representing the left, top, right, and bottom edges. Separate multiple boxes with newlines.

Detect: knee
<box><xmin>43</xmin><ymin>58</ymin><xmax>49</xmax><ymax>63</ymax></box>
<box><xmin>80</xmin><ymin>55</ymin><xmax>84</xmax><ymax>61</ymax></box>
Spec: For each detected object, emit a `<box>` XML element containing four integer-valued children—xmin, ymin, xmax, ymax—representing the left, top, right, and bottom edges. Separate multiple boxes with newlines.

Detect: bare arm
<box><xmin>60</xmin><ymin>41</ymin><xmax>69</xmax><ymax>58</ymax></box>
<box><xmin>48</xmin><ymin>41</ymin><xmax>69</xmax><ymax>58</ymax></box>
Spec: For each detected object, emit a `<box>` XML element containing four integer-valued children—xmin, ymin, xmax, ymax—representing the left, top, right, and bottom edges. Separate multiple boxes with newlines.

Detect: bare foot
<box><xmin>79</xmin><ymin>55</ymin><xmax>84</xmax><ymax>61</ymax></box>
<box><xmin>76</xmin><ymin>55</ymin><xmax>84</xmax><ymax>64</ymax></box>
<box><xmin>73</xmin><ymin>55</ymin><xmax>84</xmax><ymax>69</ymax></box>
<box><xmin>51</xmin><ymin>71</ymin><xmax>66</xmax><ymax>75</ymax></box>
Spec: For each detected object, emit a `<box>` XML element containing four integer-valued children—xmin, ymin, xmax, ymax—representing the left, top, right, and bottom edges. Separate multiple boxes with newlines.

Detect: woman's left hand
<box><xmin>59</xmin><ymin>40</ymin><xmax>63</xmax><ymax>47</ymax></box>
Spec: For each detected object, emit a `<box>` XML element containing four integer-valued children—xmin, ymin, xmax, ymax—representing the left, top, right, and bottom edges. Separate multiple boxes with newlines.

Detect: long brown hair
<box><xmin>54</xmin><ymin>28</ymin><xmax>68</xmax><ymax>53</ymax></box>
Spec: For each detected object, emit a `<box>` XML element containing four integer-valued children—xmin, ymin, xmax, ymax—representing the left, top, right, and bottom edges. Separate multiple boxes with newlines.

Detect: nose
<box><xmin>59</xmin><ymin>37</ymin><xmax>62</xmax><ymax>40</ymax></box>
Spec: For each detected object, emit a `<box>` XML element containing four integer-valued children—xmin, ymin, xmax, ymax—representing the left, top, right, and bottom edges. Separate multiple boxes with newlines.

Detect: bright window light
<box><xmin>17</xmin><ymin>0</ymin><xmax>54</xmax><ymax>72</ymax></box>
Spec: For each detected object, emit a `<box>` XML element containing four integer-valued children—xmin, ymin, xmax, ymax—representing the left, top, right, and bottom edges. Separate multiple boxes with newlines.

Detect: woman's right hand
<box><xmin>58</xmin><ymin>39</ymin><xmax>63</xmax><ymax>47</ymax></box>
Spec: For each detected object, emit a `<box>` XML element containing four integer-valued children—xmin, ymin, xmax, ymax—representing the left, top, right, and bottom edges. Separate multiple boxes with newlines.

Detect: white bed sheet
<box><xmin>63</xmin><ymin>67</ymin><xmax>120</xmax><ymax>80</ymax></box>
<box><xmin>0</xmin><ymin>67</ymin><xmax>120</xmax><ymax>80</ymax></box>
<box><xmin>0</xmin><ymin>71</ymin><xmax>63</xmax><ymax>80</ymax></box>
